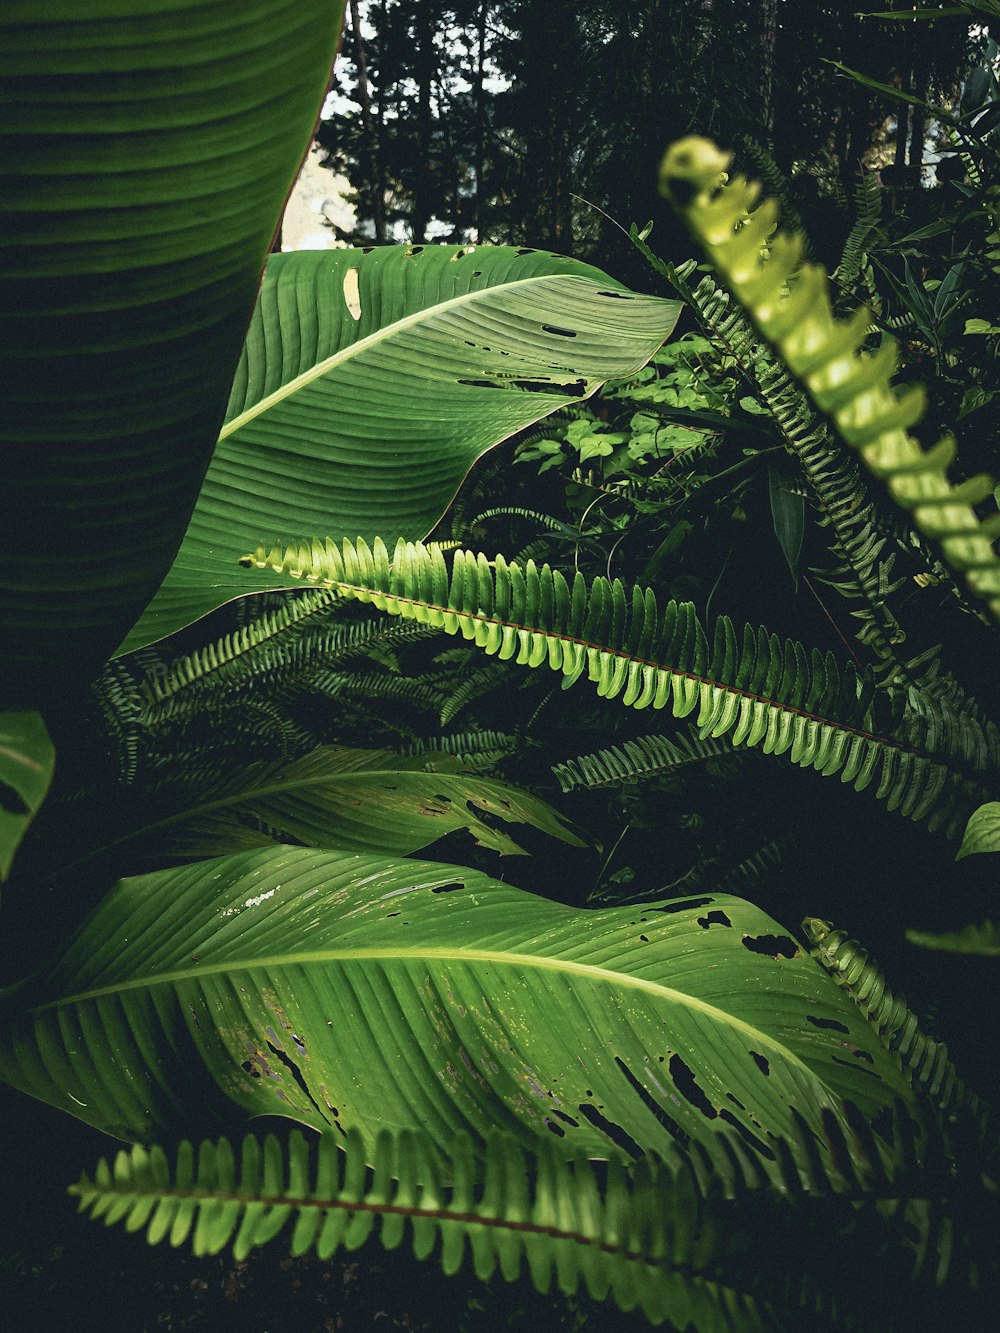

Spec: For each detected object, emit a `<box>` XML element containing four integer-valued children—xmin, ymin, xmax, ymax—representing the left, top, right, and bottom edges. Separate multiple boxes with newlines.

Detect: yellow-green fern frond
<box><xmin>239</xmin><ymin>537</ymin><xmax>999</xmax><ymax>834</ymax></box>
<box><xmin>659</xmin><ymin>136</ymin><xmax>1000</xmax><ymax>622</ymax></box>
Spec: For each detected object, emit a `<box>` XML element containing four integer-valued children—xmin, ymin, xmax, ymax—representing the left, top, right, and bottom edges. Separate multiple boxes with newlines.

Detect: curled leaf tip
<box><xmin>658</xmin><ymin>136</ymin><xmax>731</xmax><ymax>202</ymax></box>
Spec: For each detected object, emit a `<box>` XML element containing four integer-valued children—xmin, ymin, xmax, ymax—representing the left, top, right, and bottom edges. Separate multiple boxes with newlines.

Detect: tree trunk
<box><xmin>411</xmin><ymin>0</ymin><xmax>434</xmax><ymax>243</ymax></box>
<box><xmin>350</xmin><ymin>0</ymin><xmax>385</xmax><ymax>242</ymax></box>
<box><xmin>473</xmin><ymin>0</ymin><xmax>487</xmax><ymax>240</ymax></box>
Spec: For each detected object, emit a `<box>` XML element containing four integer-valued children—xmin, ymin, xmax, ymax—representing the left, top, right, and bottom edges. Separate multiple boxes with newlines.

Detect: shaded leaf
<box><xmin>905</xmin><ymin>921</ymin><xmax>1000</xmax><ymax>955</ymax></box>
<box><xmin>956</xmin><ymin>801</ymin><xmax>1000</xmax><ymax>859</ymax></box>
<box><xmin>1</xmin><ymin>0</ymin><xmax>346</xmax><ymax>699</ymax></box>
<box><xmin>0</xmin><ymin>712</ymin><xmax>55</xmax><ymax>880</ymax></box>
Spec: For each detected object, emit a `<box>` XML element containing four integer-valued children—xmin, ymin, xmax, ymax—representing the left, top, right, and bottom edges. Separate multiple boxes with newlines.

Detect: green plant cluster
<box><xmin>2</xmin><ymin>5</ymin><xmax>1000</xmax><ymax>1331</ymax></box>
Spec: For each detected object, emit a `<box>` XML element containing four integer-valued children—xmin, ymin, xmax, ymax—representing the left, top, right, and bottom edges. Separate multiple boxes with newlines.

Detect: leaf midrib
<box><xmin>219</xmin><ymin>274</ymin><xmax>621</xmax><ymax>440</ymax></box>
<box><xmin>37</xmin><ymin>944</ymin><xmax>820</xmax><ymax>1076</ymax></box>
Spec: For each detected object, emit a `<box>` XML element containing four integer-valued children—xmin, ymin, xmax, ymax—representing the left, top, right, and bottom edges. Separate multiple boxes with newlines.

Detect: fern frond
<box><xmin>139</xmin><ymin>589</ymin><xmax>342</xmax><ymax>708</ymax></box>
<box><xmin>802</xmin><ymin>918</ymin><xmax>992</xmax><ymax>1142</ymax></box>
<box><xmin>741</xmin><ymin>140</ymin><xmax>813</xmax><ymax>258</ymax></box>
<box><xmin>300</xmin><ymin>668</ymin><xmax>447</xmax><ymax>715</ymax></box>
<box><xmin>439</xmin><ymin>661</ymin><xmax>515</xmax><ymax>726</ymax></box>
<box><xmin>71</xmin><ymin>1112</ymin><xmax>996</xmax><ymax>1331</ymax></box>
<box><xmin>140</xmin><ymin>606</ymin><xmax>439</xmax><ymax>728</ymax></box>
<box><xmin>239</xmin><ymin>537</ymin><xmax>999</xmax><ymax>835</ymax></box>
<box><xmin>833</xmin><ymin>168</ymin><xmax>883</xmax><ymax>291</ymax></box>
<box><xmin>404</xmin><ymin>730</ymin><xmax>518</xmax><ymax>765</ymax></box>
<box><xmin>659</xmin><ymin>136</ymin><xmax>1000</xmax><ymax>622</ymax></box>
<box><xmin>665</xmin><ymin>258</ymin><xmax>923</xmax><ymax>682</ymax></box>
<box><xmin>553</xmin><ymin>730</ymin><xmax>741</xmax><ymax>793</ymax></box>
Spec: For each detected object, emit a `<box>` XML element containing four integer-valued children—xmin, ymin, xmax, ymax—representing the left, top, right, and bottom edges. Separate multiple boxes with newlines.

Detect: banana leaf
<box><xmin>0</xmin><ymin>846</ymin><xmax>911</xmax><ymax>1153</ymax></box>
<box><xmin>119</xmin><ymin>248</ymin><xmax>681</xmax><ymax>652</ymax></box>
<box><xmin>0</xmin><ymin>1</ymin><xmax>345</xmax><ymax>701</ymax></box>
<box><xmin>46</xmin><ymin>745</ymin><xmax>583</xmax><ymax>877</ymax></box>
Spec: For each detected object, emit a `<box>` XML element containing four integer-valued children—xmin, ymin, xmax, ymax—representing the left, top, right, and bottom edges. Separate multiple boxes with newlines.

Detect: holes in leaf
<box><xmin>668</xmin><ymin>1054</ymin><xmax>717</xmax><ymax>1119</ymax></box>
<box><xmin>651</xmin><ymin>897</ymin><xmax>714</xmax><ymax>915</ymax></box>
<box><xmin>542</xmin><ymin>324</ymin><xmax>577</xmax><ymax>337</ymax></box>
<box><xmin>596</xmin><ymin>289</ymin><xmax>633</xmax><ymax>298</ymax></box>
<box><xmin>578</xmin><ymin>1101</ymin><xmax>644</xmax><ymax>1159</ymax></box>
<box><xmin>750</xmin><ymin>1051</ymin><xmax>770</xmax><ymax>1077</ymax></box>
<box><xmin>741</xmin><ymin>933</ymin><xmax>798</xmax><ymax>959</ymax></box>
<box><xmin>343</xmin><ymin>267</ymin><xmax>362</xmax><ymax>320</ymax></box>
<box><xmin>718</xmin><ymin>1109</ymin><xmax>776</xmax><ymax>1159</ymax></box>
<box><xmin>462</xmin><ymin>377</ymin><xmax>589</xmax><ymax>396</ymax></box>
<box><xmin>615</xmin><ymin>1057</ymin><xmax>689</xmax><ymax>1146</ymax></box>
<box><xmin>806</xmin><ymin>1015</ymin><xmax>850</xmax><ymax>1034</ymax></box>
<box><xmin>832</xmin><ymin>1055</ymin><xmax>882</xmax><ymax>1079</ymax></box>
<box><xmin>408</xmin><ymin>245</ymin><xmax>424</xmax><ymax>255</ymax></box>
<box><xmin>431</xmin><ymin>882</ymin><xmax>465</xmax><ymax>894</ymax></box>
<box><xmin>545</xmin><ymin>1118</ymin><xmax>566</xmax><ymax>1137</ymax></box>
<box><xmin>697</xmin><ymin>910</ymin><xmax>732</xmax><ymax>929</ymax></box>
<box><xmin>515</xmin><ymin>247</ymin><xmax>535</xmax><ymax>255</ymax></box>
<box><xmin>0</xmin><ymin>782</ymin><xmax>28</xmax><ymax>815</ymax></box>
<box><xmin>551</xmin><ymin>1108</ymin><xmax>580</xmax><ymax>1127</ymax></box>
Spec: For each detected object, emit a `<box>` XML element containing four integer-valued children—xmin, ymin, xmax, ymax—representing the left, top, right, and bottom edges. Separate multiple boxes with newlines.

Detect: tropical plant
<box><xmin>2</xmin><ymin>7</ymin><xmax>998</xmax><ymax>1331</ymax></box>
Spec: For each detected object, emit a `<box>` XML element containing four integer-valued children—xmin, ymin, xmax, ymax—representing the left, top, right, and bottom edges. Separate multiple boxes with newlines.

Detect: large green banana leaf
<box><xmin>0</xmin><ymin>1</ymin><xmax>345</xmax><ymax>701</ymax></box>
<box><xmin>0</xmin><ymin>712</ymin><xmax>55</xmax><ymax>880</ymax></box>
<box><xmin>46</xmin><ymin>745</ymin><xmax>583</xmax><ymax>878</ymax></box>
<box><xmin>0</xmin><ymin>846</ymin><xmax>910</xmax><ymax>1153</ymax></box>
<box><xmin>119</xmin><ymin>249</ymin><xmax>681</xmax><ymax>652</ymax></box>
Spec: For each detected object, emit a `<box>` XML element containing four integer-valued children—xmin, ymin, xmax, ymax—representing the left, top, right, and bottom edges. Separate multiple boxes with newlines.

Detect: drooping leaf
<box><xmin>0</xmin><ymin>712</ymin><xmax>55</xmax><ymax>880</ymax></box>
<box><xmin>768</xmin><ymin>467</ymin><xmax>805</xmax><ymax>587</ymax></box>
<box><xmin>0</xmin><ymin>846</ymin><xmax>910</xmax><ymax>1152</ymax></box>
<box><xmin>956</xmin><ymin>801</ymin><xmax>1000</xmax><ymax>859</ymax></box>
<box><xmin>0</xmin><ymin>1</ymin><xmax>346</xmax><ymax>701</ymax></box>
<box><xmin>119</xmin><ymin>248</ymin><xmax>680</xmax><ymax>652</ymax></box>
<box><xmin>905</xmin><ymin>921</ymin><xmax>1000</xmax><ymax>956</ymax></box>
<box><xmin>53</xmin><ymin>746</ymin><xmax>583</xmax><ymax>874</ymax></box>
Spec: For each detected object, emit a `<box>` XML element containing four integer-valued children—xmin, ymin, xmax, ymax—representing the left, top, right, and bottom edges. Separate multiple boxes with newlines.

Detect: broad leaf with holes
<box><xmin>0</xmin><ymin>846</ymin><xmax>909</xmax><ymax>1153</ymax></box>
<box><xmin>50</xmin><ymin>745</ymin><xmax>583</xmax><ymax>876</ymax></box>
<box><xmin>120</xmin><ymin>248</ymin><xmax>680</xmax><ymax>651</ymax></box>
<box><xmin>1</xmin><ymin>1</ymin><xmax>345</xmax><ymax>701</ymax></box>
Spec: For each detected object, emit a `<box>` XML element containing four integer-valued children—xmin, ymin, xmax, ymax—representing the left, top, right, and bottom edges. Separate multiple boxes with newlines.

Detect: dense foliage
<box><xmin>3</xmin><ymin>3</ymin><xmax>1000</xmax><ymax>1330</ymax></box>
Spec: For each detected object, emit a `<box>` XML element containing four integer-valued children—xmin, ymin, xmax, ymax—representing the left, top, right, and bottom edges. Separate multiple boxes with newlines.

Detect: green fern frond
<box><xmin>833</xmin><ymin>168</ymin><xmax>883</xmax><ymax>291</ymax></box>
<box><xmin>553</xmin><ymin>730</ymin><xmax>741</xmax><ymax>793</ymax></box>
<box><xmin>239</xmin><ymin>537</ymin><xmax>998</xmax><ymax>834</ymax></box>
<box><xmin>439</xmin><ymin>661</ymin><xmax>515</xmax><ymax>726</ymax></box>
<box><xmin>905</xmin><ymin>920</ymin><xmax>1000</xmax><ymax>956</ymax></box>
<box><xmin>404</xmin><ymin>730</ymin><xmax>518</xmax><ymax>765</ymax></box>
<box><xmin>139</xmin><ymin>589</ymin><xmax>342</xmax><ymax>707</ymax></box>
<box><xmin>802</xmin><ymin>918</ymin><xmax>992</xmax><ymax>1141</ymax></box>
<box><xmin>140</xmin><ymin>608</ymin><xmax>439</xmax><ymax>730</ymax></box>
<box><xmin>664</xmin><ymin>258</ymin><xmax>925</xmax><ymax>682</ymax></box>
<box><xmin>70</xmin><ymin>1112</ymin><xmax>996</xmax><ymax>1331</ymax></box>
<box><xmin>69</xmin><ymin>1127</ymin><xmax>776</xmax><ymax>1331</ymax></box>
<box><xmin>307</xmin><ymin>667</ymin><xmax>445</xmax><ymax>708</ymax></box>
<box><xmin>659</xmin><ymin>136</ymin><xmax>1000</xmax><ymax>622</ymax></box>
<box><xmin>741</xmin><ymin>140</ymin><xmax>813</xmax><ymax>258</ymax></box>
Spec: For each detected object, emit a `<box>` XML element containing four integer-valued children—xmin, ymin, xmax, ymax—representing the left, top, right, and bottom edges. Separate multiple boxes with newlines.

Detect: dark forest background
<box><xmin>318</xmin><ymin>0</ymin><xmax>981</xmax><ymax>285</ymax></box>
